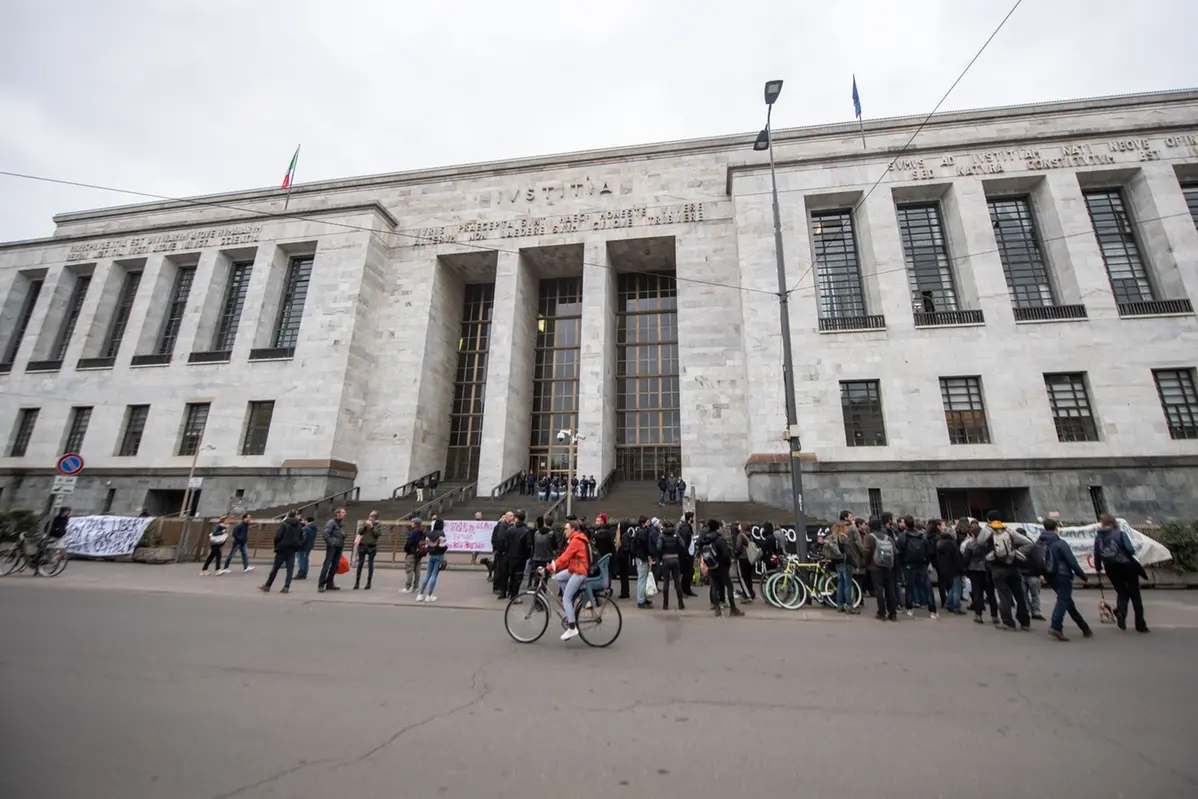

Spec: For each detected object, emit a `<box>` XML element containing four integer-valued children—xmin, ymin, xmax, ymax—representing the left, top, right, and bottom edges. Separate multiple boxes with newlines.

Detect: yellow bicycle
<box><xmin>764</xmin><ymin>556</ymin><xmax>862</xmax><ymax>610</ymax></box>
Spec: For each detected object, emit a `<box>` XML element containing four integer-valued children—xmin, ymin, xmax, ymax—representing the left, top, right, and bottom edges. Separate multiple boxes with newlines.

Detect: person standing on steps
<box><xmin>260</xmin><ymin>511</ymin><xmax>305</xmax><ymax>593</ymax></box>
<box><xmin>220</xmin><ymin>513</ymin><xmax>253</xmax><ymax>575</ymax></box>
<box><xmin>296</xmin><ymin>516</ymin><xmax>317</xmax><ymax>579</ymax></box>
<box><xmin>427</xmin><ymin>474</ymin><xmax>439</xmax><ymax>499</ymax></box>
<box><xmin>1039</xmin><ymin>518</ymin><xmax>1092</xmax><ymax>641</ymax></box>
<box><xmin>415</xmin><ymin>520</ymin><xmax>448</xmax><ymax>603</ymax></box>
<box><xmin>402</xmin><ymin>518</ymin><xmax>427</xmax><ymax>593</ymax></box>
<box><xmin>1094</xmin><ymin>514</ymin><xmax>1149</xmax><ymax>633</ymax></box>
<box><xmin>414</xmin><ymin>478</ymin><xmax>426</xmax><ymax>503</ymax></box>
<box><xmin>317</xmin><ymin>508</ymin><xmax>347</xmax><ymax>593</ymax></box>
<box><xmin>201</xmin><ymin>517</ymin><xmax>230</xmax><ymax>575</ymax></box>
<box><xmin>355</xmin><ymin>511</ymin><xmax>383</xmax><ymax>590</ymax></box>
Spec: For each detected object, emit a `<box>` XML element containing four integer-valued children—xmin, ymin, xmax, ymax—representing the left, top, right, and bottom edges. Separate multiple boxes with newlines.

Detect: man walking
<box><xmin>1040</xmin><ymin>519</ymin><xmax>1092</xmax><ymax>641</ymax></box>
<box><xmin>296</xmin><ymin>516</ymin><xmax>318</xmax><ymax>579</ymax></box>
<box><xmin>220</xmin><ymin>513</ymin><xmax>253</xmax><ymax>574</ymax></box>
<box><xmin>260</xmin><ymin>511</ymin><xmax>304</xmax><ymax>593</ymax></box>
<box><xmin>317</xmin><ymin>507</ymin><xmax>347</xmax><ymax>593</ymax></box>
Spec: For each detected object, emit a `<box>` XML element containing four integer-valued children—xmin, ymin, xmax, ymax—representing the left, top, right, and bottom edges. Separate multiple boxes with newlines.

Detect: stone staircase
<box><xmin>696</xmin><ymin>499</ymin><xmax>796</xmax><ymax>526</ymax></box>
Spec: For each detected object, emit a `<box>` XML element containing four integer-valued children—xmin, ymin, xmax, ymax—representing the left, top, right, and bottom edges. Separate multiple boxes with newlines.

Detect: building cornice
<box><xmin>48</xmin><ymin>89</ymin><xmax>1198</xmax><ymax>228</ymax></box>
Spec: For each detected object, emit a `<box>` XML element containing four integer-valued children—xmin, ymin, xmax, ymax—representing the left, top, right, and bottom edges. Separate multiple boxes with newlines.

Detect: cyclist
<box><xmin>546</xmin><ymin>519</ymin><xmax>590</xmax><ymax>642</ymax></box>
<box><xmin>37</xmin><ymin>507</ymin><xmax>71</xmax><ymax>565</ymax></box>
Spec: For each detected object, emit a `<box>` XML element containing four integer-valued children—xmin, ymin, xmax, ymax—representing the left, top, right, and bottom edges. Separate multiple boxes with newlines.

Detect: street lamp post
<box><xmin>559</xmin><ymin>429</ymin><xmax>586</xmax><ymax>518</ymax></box>
<box><xmin>175</xmin><ymin>441</ymin><xmax>214</xmax><ymax>564</ymax></box>
<box><xmin>753</xmin><ymin>79</ymin><xmax>809</xmax><ymax>561</ymax></box>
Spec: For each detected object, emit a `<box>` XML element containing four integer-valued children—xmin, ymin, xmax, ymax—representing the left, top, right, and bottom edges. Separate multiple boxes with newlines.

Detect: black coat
<box><xmin>935</xmin><ymin>533</ymin><xmax>962</xmax><ymax>580</ymax></box>
<box><xmin>491</xmin><ymin>521</ymin><xmax>509</xmax><ymax>555</ymax></box>
<box><xmin>504</xmin><ymin>523</ymin><xmax>531</xmax><ymax>563</ymax></box>
<box><xmin>274</xmin><ymin>518</ymin><xmax>305</xmax><ymax>553</ymax></box>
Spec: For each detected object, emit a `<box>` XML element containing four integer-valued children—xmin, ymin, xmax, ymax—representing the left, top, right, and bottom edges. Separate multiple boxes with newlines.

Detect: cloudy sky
<box><xmin>1</xmin><ymin>0</ymin><xmax>1195</xmax><ymax>242</ymax></box>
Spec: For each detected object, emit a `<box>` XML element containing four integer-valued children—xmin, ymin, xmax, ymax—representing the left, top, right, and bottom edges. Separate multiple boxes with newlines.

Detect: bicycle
<box><xmin>504</xmin><ymin>567</ymin><xmax>623</xmax><ymax>647</ymax></box>
<box><xmin>764</xmin><ymin>556</ymin><xmax>861</xmax><ymax>610</ymax></box>
<box><xmin>2</xmin><ymin>532</ymin><xmax>69</xmax><ymax>578</ymax></box>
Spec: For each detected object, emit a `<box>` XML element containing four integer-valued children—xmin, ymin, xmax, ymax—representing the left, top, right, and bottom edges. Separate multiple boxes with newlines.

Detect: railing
<box><xmin>188</xmin><ymin>351</ymin><xmax>232</xmax><ymax>364</ymax></box>
<box><xmin>1117</xmin><ymin>299</ymin><xmax>1194</xmax><ymax>317</ymax></box>
<box><xmin>24</xmin><ymin>359</ymin><xmax>63</xmax><ymax>373</ymax></box>
<box><xmin>1013</xmin><ymin>304</ymin><xmax>1088</xmax><ymax>323</ymax></box>
<box><xmin>407</xmin><ymin>483</ymin><xmax>476</xmax><ymax>520</ymax></box>
<box><xmin>392</xmin><ymin>469</ymin><xmax>442</xmax><ymax>500</ymax></box>
<box><xmin>130</xmin><ymin>353</ymin><xmax>171</xmax><ymax>367</ymax></box>
<box><xmin>76</xmin><ymin>356</ymin><xmax>116</xmax><ymax>370</ymax></box>
<box><xmin>913</xmin><ymin>309</ymin><xmax>985</xmax><ymax>327</ymax></box>
<box><xmin>544</xmin><ymin>492</ymin><xmax>568</xmax><ymax>520</ymax></box>
<box><xmin>273</xmin><ymin>486</ymin><xmax>361</xmax><ymax>521</ymax></box>
<box><xmin>490</xmin><ymin>472</ymin><xmax>525</xmax><ymax>498</ymax></box>
<box><xmin>818</xmin><ymin>315</ymin><xmax>887</xmax><ymax>332</ymax></box>
<box><xmin>596</xmin><ymin>468</ymin><xmax>618</xmax><ymax>500</ymax></box>
<box><xmin>249</xmin><ymin>347</ymin><xmax>296</xmax><ymax>361</ymax></box>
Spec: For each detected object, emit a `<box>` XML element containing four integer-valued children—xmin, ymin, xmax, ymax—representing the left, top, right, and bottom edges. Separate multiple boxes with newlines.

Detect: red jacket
<box><xmin>552</xmin><ymin>532</ymin><xmax>590</xmax><ymax>576</ymax></box>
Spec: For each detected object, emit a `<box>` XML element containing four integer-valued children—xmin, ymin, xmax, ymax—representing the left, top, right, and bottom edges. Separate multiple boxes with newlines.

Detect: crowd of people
<box><xmin>201</xmin><ymin>500</ymin><xmax>1152</xmax><ymax>641</ymax></box>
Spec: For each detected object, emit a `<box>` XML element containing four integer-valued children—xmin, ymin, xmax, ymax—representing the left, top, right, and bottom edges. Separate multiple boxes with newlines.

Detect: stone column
<box><xmin>942</xmin><ymin>179</ymin><xmax>1013</xmax><ymax>326</ymax></box>
<box><xmin>1038</xmin><ymin>172</ymin><xmax>1118</xmax><ymax>317</ymax></box>
<box><xmin>1127</xmin><ymin>162</ymin><xmax>1198</xmax><ymax>303</ymax></box>
<box><xmin>575</xmin><ymin>241</ymin><xmax>616</xmax><ymax>484</ymax></box>
<box><xmin>476</xmin><ymin>248</ymin><xmax>536</xmax><ymax>494</ymax></box>
<box><xmin>857</xmin><ymin>190</ymin><xmax>916</xmax><ymax>332</ymax></box>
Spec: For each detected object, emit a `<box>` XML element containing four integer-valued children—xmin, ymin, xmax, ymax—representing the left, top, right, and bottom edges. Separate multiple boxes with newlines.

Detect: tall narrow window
<box><xmin>178</xmin><ymin>403</ymin><xmax>210</xmax><ymax>456</ymax></box>
<box><xmin>446</xmin><ymin>284</ymin><xmax>494</xmax><ymax>481</ymax></box>
<box><xmin>156</xmin><ymin>267</ymin><xmax>195</xmax><ymax>356</ymax></box>
<box><xmin>212</xmin><ymin>262</ymin><xmax>252</xmax><ymax>352</ymax></box>
<box><xmin>868</xmin><ymin>488</ymin><xmax>884</xmax><ymax>519</ymax></box>
<box><xmin>2</xmin><ymin>278</ymin><xmax>43</xmax><ymax>365</ymax></box>
<box><xmin>615</xmin><ymin>272</ymin><xmax>681</xmax><ymax>481</ymax></box>
<box><xmin>529</xmin><ymin>278</ymin><xmax>583</xmax><ymax>478</ymax></box>
<box><xmin>1182</xmin><ymin>183</ymin><xmax>1198</xmax><ymax>231</ymax></box>
<box><xmin>63</xmin><ymin>406</ymin><xmax>92</xmax><ymax>453</ymax></box>
<box><xmin>1083</xmin><ymin>189</ymin><xmax>1154</xmax><ymax>304</ymax></box>
<box><xmin>1044</xmin><ymin>373</ymin><xmax>1098</xmax><ymax>442</ymax></box>
<box><xmin>241</xmin><ymin>401</ymin><xmax>275</xmax><ymax>456</ymax></box>
<box><xmin>118</xmin><ymin>405</ymin><xmax>150</xmax><ymax>457</ymax></box>
<box><xmin>1152</xmin><ymin>368</ymin><xmax>1198</xmax><ymax>440</ymax></box>
<box><xmin>897</xmin><ymin>204</ymin><xmax>958</xmax><ymax>315</ymax></box>
<box><xmin>8</xmin><ymin>408</ymin><xmax>39</xmax><ymax>457</ymax></box>
<box><xmin>811</xmin><ymin>210</ymin><xmax>868</xmax><ymax>320</ymax></box>
<box><xmin>51</xmin><ymin>275</ymin><xmax>91</xmax><ymax>362</ymax></box>
<box><xmin>988</xmin><ymin>197</ymin><xmax>1055</xmax><ymax>308</ymax></box>
<box><xmin>272</xmin><ymin>256</ymin><xmax>313</xmax><ymax>350</ymax></box>
<box><xmin>1088</xmin><ymin>486</ymin><xmax>1108</xmax><ymax>518</ymax></box>
<box><xmin>102</xmin><ymin>270</ymin><xmax>142</xmax><ymax>358</ymax></box>
<box><xmin>939</xmin><ymin>376</ymin><xmax>991</xmax><ymax>445</ymax></box>
<box><xmin>840</xmin><ymin>380</ymin><xmax>887</xmax><ymax>447</ymax></box>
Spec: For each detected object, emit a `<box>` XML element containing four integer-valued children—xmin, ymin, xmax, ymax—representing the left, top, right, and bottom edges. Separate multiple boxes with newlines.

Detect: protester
<box><xmin>677</xmin><ymin>511</ymin><xmax>697</xmax><ymax>597</ymax></box>
<box><xmin>933</xmin><ymin>519</ymin><xmax>964</xmax><ymax>615</ymax></box>
<box><xmin>863</xmin><ymin>517</ymin><xmax>898</xmax><ymax>621</ymax></box>
<box><xmin>502</xmin><ymin>510</ymin><xmax>531</xmax><ymax>600</ymax></box>
<box><xmin>898</xmin><ymin>519</ymin><xmax>937</xmax><ymax>619</ymax></box>
<box><xmin>220</xmin><ymin>513</ymin><xmax>253</xmax><ymax>574</ymax></box>
<box><xmin>980</xmin><ymin>511</ymin><xmax>1034</xmax><ymax>631</ymax></box>
<box><xmin>657</xmin><ymin>521</ymin><xmax>685</xmax><ymax>611</ymax></box>
<box><xmin>415</xmin><ymin>521</ymin><xmax>448</xmax><ymax>603</ymax></box>
<box><xmin>961</xmin><ymin>519</ymin><xmax>999</xmax><ymax>626</ymax></box>
<box><xmin>260</xmin><ymin>511</ymin><xmax>304</xmax><ymax>593</ymax></box>
<box><xmin>317</xmin><ymin>508</ymin><xmax>347</xmax><ymax>593</ymax></box>
<box><xmin>614</xmin><ymin>520</ymin><xmax>631</xmax><ymax>599</ymax></box>
<box><xmin>825</xmin><ymin>520</ymin><xmax>856</xmax><ymax>613</ymax></box>
<box><xmin>491</xmin><ymin>511</ymin><xmax>513</xmax><ymax>597</ymax></box>
<box><xmin>1039</xmin><ymin>519</ymin><xmax>1092</xmax><ymax>641</ymax></box>
<box><xmin>1094</xmin><ymin>514</ymin><xmax>1149</xmax><ymax>633</ymax></box>
<box><xmin>632</xmin><ymin>516</ymin><xmax>654</xmax><ymax>609</ymax></box>
<box><xmin>732</xmin><ymin>522</ymin><xmax>756</xmax><ymax>602</ymax></box>
<box><xmin>402</xmin><ymin>518</ymin><xmax>427</xmax><ymax>593</ymax></box>
<box><xmin>699</xmin><ymin>520</ymin><xmax>742</xmax><ymax>617</ymax></box>
<box><xmin>1017</xmin><ymin>527</ymin><xmax>1046</xmax><ymax>621</ymax></box>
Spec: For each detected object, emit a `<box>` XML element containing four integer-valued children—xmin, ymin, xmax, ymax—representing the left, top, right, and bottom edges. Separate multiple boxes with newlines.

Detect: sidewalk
<box><xmin>0</xmin><ymin>560</ymin><xmax>854</xmax><ymax>622</ymax></box>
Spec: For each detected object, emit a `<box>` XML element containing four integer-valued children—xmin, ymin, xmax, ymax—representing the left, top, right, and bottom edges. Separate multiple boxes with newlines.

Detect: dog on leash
<box><xmin>480</xmin><ymin>557</ymin><xmax>495</xmax><ymax>581</ymax></box>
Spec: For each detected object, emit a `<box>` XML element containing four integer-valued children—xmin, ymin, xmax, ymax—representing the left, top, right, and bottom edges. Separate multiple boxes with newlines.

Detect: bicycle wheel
<box><xmin>772</xmin><ymin>573</ymin><xmax>808</xmax><ymax>610</ymax></box>
<box><xmin>2</xmin><ymin>548</ymin><xmax>27</xmax><ymax>576</ymax></box>
<box><xmin>815</xmin><ymin>572</ymin><xmax>838</xmax><ymax>608</ymax></box>
<box><xmin>37</xmin><ymin>548</ymin><xmax>68</xmax><ymax>577</ymax></box>
<box><xmin>763</xmin><ymin>573</ymin><xmax>783</xmax><ymax>608</ymax></box>
<box><xmin>575</xmin><ymin>595</ymin><xmax>622</xmax><ymax>648</ymax></box>
<box><xmin>850</xmin><ymin>577</ymin><xmax>864</xmax><ymax>608</ymax></box>
<box><xmin>504</xmin><ymin>593</ymin><xmax>549</xmax><ymax>643</ymax></box>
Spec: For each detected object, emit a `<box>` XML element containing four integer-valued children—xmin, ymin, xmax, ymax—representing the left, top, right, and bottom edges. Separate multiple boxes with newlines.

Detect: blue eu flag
<box><xmin>852</xmin><ymin>75</ymin><xmax>862</xmax><ymax>118</ymax></box>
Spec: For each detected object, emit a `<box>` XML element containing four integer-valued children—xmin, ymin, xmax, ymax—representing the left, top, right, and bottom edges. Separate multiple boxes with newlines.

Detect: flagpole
<box><xmin>284</xmin><ymin>144</ymin><xmax>300</xmax><ymax>211</ymax></box>
<box><xmin>858</xmin><ymin>117</ymin><xmax>866</xmax><ymax>150</ymax></box>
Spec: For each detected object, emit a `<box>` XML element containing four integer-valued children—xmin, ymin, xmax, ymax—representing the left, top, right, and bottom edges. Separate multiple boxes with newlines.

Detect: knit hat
<box><xmin>868</xmin><ymin>518</ymin><xmax>883</xmax><ymax>532</ymax></box>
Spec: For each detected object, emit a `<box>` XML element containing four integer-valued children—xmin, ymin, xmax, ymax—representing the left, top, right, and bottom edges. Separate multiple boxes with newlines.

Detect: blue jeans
<box><xmin>1049</xmin><ymin>574</ymin><xmax>1090</xmax><ymax>632</ymax></box>
<box><xmin>224</xmin><ymin>540</ymin><xmax>248</xmax><ymax>570</ymax></box>
<box><xmin>658</xmin><ymin>490</ymin><xmax>666</xmax><ymax>505</ymax></box>
<box><xmin>835</xmin><ymin>561</ymin><xmax>854</xmax><ymax>607</ymax></box>
<box><xmin>296</xmin><ymin>550</ymin><xmax>310</xmax><ymax>576</ymax></box>
<box><xmin>419</xmin><ymin>555</ymin><xmax>443</xmax><ymax>596</ymax></box>
<box><xmin>904</xmin><ymin>566</ymin><xmax>935</xmax><ymax>612</ymax></box>
<box><xmin>636</xmin><ymin>558</ymin><xmax>650</xmax><ymax>604</ymax></box>
<box><xmin>946</xmin><ymin>575</ymin><xmax>963</xmax><ymax>612</ymax></box>
<box><xmin>555</xmin><ymin>570</ymin><xmax>586</xmax><ymax>625</ymax></box>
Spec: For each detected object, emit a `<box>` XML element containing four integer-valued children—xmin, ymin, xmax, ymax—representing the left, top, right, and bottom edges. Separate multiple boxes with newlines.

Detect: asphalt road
<box><xmin>1</xmin><ymin>573</ymin><xmax>1197</xmax><ymax>798</ymax></box>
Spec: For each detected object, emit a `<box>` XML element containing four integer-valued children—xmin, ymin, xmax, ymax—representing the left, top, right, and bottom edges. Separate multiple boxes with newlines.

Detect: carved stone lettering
<box><xmin>1164</xmin><ymin>134</ymin><xmax>1198</xmax><ymax>148</ymax></box>
<box><xmin>66</xmin><ymin>224</ymin><xmax>263</xmax><ymax>262</ymax></box>
<box><xmin>503</xmin><ymin>176</ymin><xmax>620</xmax><ymax>205</ymax></box>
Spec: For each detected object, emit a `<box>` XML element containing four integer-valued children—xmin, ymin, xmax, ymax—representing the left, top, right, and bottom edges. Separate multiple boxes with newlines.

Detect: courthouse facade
<box><xmin>1</xmin><ymin>89</ymin><xmax>1197</xmax><ymax>522</ymax></box>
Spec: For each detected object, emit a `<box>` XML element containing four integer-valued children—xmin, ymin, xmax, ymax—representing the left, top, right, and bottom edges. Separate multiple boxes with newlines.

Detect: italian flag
<box><xmin>281</xmin><ymin>146</ymin><xmax>300</xmax><ymax>189</ymax></box>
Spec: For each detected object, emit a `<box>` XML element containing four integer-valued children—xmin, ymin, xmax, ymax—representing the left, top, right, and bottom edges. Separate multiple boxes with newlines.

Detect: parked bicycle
<box><xmin>504</xmin><ymin>563</ymin><xmax>622</xmax><ymax>647</ymax></box>
<box><xmin>764</xmin><ymin>555</ymin><xmax>862</xmax><ymax>611</ymax></box>
<box><xmin>2</xmin><ymin>532</ymin><xmax>69</xmax><ymax>577</ymax></box>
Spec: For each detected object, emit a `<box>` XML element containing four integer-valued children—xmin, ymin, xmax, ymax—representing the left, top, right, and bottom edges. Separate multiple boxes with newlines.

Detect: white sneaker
<box><xmin>560</xmin><ymin>627</ymin><xmax>579</xmax><ymax>641</ymax></box>
<box><xmin>218</xmin><ymin>569</ymin><xmax>230</xmax><ymax>575</ymax></box>
<box><xmin>427</xmin><ymin>595</ymin><xmax>437</xmax><ymax>603</ymax></box>
<box><xmin>243</xmin><ymin>566</ymin><xmax>255</xmax><ymax>573</ymax></box>
<box><xmin>930</xmin><ymin>612</ymin><xmax>939</xmax><ymax>620</ymax></box>
<box><xmin>401</xmin><ymin>588</ymin><xmax>410</xmax><ymax>593</ymax></box>
<box><xmin>905</xmin><ymin>609</ymin><xmax>914</xmax><ymax>617</ymax></box>
<box><xmin>200</xmin><ymin>571</ymin><xmax>209</xmax><ymax>576</ymax></box>
<box><xmin>415</xmin><ymin>594</ymin><xmax>424</xmax><ymax>602</ymax></box>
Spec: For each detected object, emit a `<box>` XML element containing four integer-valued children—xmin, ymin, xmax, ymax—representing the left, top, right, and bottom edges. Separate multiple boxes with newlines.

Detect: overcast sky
<box><xmin>1</xmin><ymin>0</ymin><xmax>1195</xmax><ymax>242</ymax></box>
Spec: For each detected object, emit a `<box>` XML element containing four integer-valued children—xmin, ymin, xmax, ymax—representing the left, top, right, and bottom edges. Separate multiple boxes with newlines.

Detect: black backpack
<box><xmin>904</xmin><ymin>533</ymin><xmax>929</xmax><ymax>563</ymax></box>
<box><xmin>1027</xmin><ymin>538</ymin><xmax>1054</xmax><ymax>576</ymax></box>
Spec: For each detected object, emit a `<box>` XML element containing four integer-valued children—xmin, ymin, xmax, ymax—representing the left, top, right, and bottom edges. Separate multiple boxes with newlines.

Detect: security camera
<box><xmin>556</xmin><ymin>429</ymin><xmax>570</xmax><ymax>443</ymax></box>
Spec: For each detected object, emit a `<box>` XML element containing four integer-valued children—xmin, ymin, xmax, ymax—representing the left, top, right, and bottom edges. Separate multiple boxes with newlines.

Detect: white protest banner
<box><xmin>61</xmin><ymin>515</ymin><xmax>153</xmax><ymax>558</ymax></box>
<box><xmin>443</xmin><ymin>520</ymin><xmax>495</xmax><ymax>553</ymax></box>
<box><xmin>1008</xmin><ymin>518</ymin><xmax>1171</xmax><ymax>574</ymax></box>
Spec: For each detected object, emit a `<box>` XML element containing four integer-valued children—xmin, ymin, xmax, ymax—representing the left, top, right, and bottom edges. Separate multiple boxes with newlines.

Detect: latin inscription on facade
<box><xmin>407</xmin><ymin>203</ymin><xmax>709</xmax><ymax>247</ymax></box>
<box><xmin>494</xmin><ymin>176</ymin><xmax>620</xmax><ymax>206</ymax></box>
<box><xmin>887</xmin><ymin>132</ymin><xmax>1197</xmax><ymax>182</ymax></box>
<box><xmin>66</xmin><ymin>224</ymin><xmax>263</xmax><ymax>262</ymax></box>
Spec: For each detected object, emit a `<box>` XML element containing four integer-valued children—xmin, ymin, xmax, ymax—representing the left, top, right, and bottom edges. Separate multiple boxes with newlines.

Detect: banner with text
<box><xmin>1008</xmin><ymin>519</ymin><xmax>1171</xmax><ymax>574</ymax></box>
<box><xmin>443</xmin><ymin>520</ymin><xmax>495</xmax><ymax>553</ymax></box>
<box><xmin>61</xmin><ymin>515</ymin><xmax>153</xmax><ymax>558</ymax></box>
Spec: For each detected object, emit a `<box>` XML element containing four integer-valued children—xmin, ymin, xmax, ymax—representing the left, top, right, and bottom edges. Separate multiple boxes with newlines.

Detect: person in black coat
<box><xmin>261</xmin><ymin>511</ymin><xmax>305</xmax><ymax>593</ymax></box>
<box><xmin>677</xmin><ymin>512</ymin><xmax>697</xmax><ymax>597</ymax></box>
<box><xmin>932</xmin><ymin>519</ymin><xmax>964</xmax><ymax>614</ymax></box>
<box><xmin>700</xmin><ymin>519</ymin><xmax>743</xmax><ymax>617</ymax></box>
<box><xmin>502</xmin><ymin>510</ymin><xmax>531</xmax><ymax>600</ymax></box>
<box><xmin>491</xmin><ymin>513</ymin><xmax>512</xmax><ymax>595</ymax></box>
<box><xmin>295</xmin><ymin>516</ymin><xmax>318</xmax><ymax>579</ymax></box>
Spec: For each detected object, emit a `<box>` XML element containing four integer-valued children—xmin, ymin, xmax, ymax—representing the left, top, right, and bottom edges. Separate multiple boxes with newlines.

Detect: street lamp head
<box><xmin>753</xmin><ymin>128</ymin><xmax>770</xmax><ymax>151</ymax></box>
<box><xmin>764</xmin><ymin>79</ymin><xmax>783</xmax><ymax>106</ymax></box>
